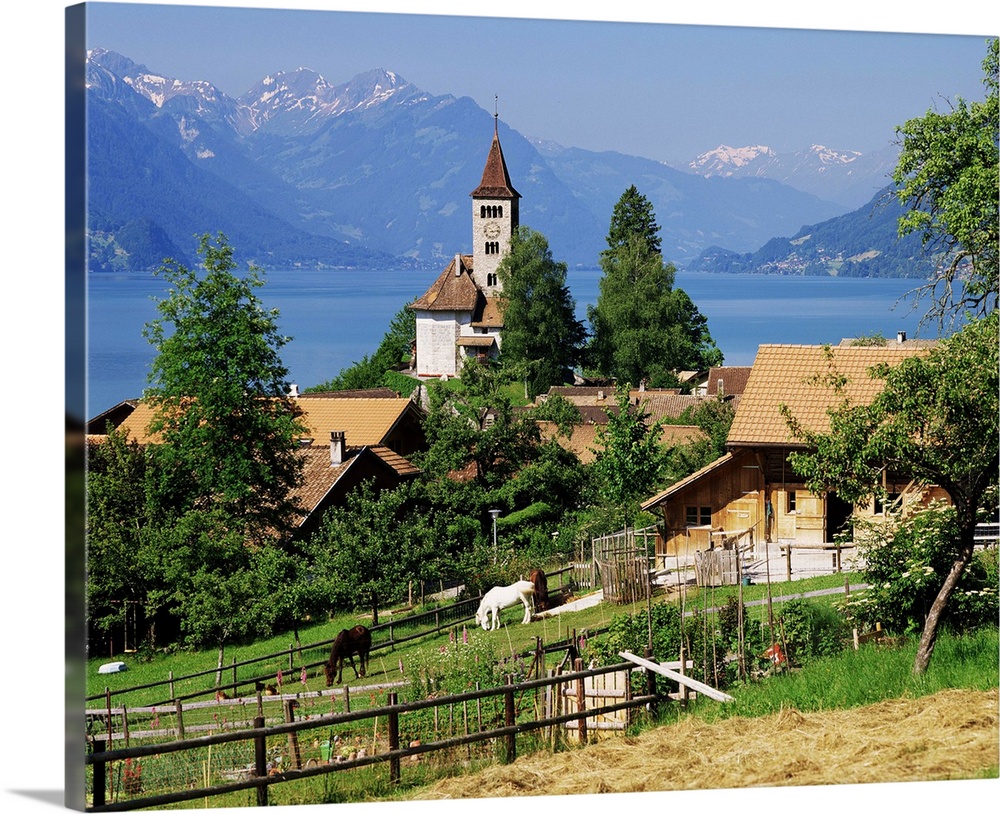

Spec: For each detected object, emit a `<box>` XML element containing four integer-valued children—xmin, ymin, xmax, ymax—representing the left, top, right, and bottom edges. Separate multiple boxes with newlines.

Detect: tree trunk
<box><xmin>913</xmin><ymin>538</ymin><xmax>975</xmax><ymax>674</ymax></box>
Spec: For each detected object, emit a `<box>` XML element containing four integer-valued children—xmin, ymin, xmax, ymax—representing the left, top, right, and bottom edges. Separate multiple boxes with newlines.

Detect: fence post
<box><xmin>288</xmin><ymin>645</ymin><xmax>294</xmax><ymax>672</ymax></box>
<box><xmin>174</xmin><ymin>699</ymin><xmax>185</xmax><ymax>739</ymax></box>
<box><xmin>284</xmin><ymin>700</ymin><xmax>301</xmax><ymax>770</ymax></box>
<box><xmin>253</xmin><ymin>715</ymin><xmax>268</xmax><ymax>807</ymax></box>
<box><xmin>504</xmin><ymin>676</ymin><xmax>516</xmax><ymax>764</ymax></box>
<box><xmin>92</xmin><ymin>739</ymin><xmax>106</xmax><ymax>808</ymax></box>
<box><xmin>168</xmin><ymin>670</ymin><xmax>175</xmax><ymax>701</ymax></box>
<box><xmin>785</xmin><ymin>545</ymin><xmax>792</xmax><ymax>581</ymax></box>
<box><xmin>231</xmin><ymin>657</ymin><xmax>237</xmax><ymax>691</ymax></box>
<box><xmin>574</xmin><ymin>658</ymin><xmax>588</xmax><ymax>745</ymax></box>
<box><xmin>388</xmin><ymin>692</ymin><xmax>400</xmax><ymax>784</ymax></box>
<box><xmin>644</xmin><ymin>646</ymin><xmax>659</xmax><ymax>718</ymax></box>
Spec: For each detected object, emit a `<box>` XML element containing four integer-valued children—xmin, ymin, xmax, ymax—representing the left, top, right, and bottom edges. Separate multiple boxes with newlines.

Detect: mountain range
<box><xmin>83</xmin><ymin>48</ymin><xmax>924</xmax><ymax>275</ymax></box>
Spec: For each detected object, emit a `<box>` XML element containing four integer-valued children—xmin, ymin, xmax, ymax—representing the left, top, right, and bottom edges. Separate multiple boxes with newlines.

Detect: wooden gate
<box><xmin>592</xmin><ymin>527</ymin><xmax>656</xmax><ymax>605</ymax></box>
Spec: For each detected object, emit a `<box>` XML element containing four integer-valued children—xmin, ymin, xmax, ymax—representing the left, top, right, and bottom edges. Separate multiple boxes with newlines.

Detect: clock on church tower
<box><xmin>470</xmin><ymin>115</ymin><xmax>520</xmax><ymax>293</ymax></box>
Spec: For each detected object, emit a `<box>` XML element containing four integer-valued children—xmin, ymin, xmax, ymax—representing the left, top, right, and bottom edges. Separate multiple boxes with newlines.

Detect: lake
<box><xmin>86</xmin><ymin>268</ymin><xmax>933</xmax><ymax>417</ymax></box>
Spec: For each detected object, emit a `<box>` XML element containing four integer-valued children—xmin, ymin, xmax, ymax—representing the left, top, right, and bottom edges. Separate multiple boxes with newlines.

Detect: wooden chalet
<box><xmin>641</xmin><ymin>341</ymin><xmax>947</xmax><ymax>565</ymax></box>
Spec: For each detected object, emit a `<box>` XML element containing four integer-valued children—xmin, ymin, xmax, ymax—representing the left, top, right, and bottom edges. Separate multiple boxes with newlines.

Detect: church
<box><xmin>409</xmin><ymin>119</ymin><xmax>520</xmax><ymax>378</ymax></box>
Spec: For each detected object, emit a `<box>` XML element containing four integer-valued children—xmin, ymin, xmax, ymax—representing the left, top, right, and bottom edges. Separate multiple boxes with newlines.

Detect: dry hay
<box><xmin>409</xmin><ymin>688</ymin><xmax>998</xmax><ymax>799</ymax></box>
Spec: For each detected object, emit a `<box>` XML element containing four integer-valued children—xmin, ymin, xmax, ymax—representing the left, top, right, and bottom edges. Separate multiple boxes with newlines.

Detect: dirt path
<box><xmin>408</xmin><ymin>688</ymin><xmax>997</xmax><ymax>800</ymax></box>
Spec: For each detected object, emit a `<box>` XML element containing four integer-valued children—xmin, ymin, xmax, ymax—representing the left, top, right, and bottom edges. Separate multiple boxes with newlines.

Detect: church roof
<box><xmin>409</xmin><ymin>255</ymin><xmax>479</xmax><ymax>312</ymax></box>
<box><xmin>470</xmin><ymin>128</ymin><xmax>520</xmax><ymax>200</ymax></box>
<box><xmin>471</xmin><ymin>295</ymin><xmax>504</xmax><ymax>328</ymax></box>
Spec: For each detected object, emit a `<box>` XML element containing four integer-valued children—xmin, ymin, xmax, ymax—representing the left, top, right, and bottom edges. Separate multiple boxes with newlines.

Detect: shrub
<box><xmin>846</xmin><ymin>504</ymin><xmax>999</xmax><ymax>636</ymax></box>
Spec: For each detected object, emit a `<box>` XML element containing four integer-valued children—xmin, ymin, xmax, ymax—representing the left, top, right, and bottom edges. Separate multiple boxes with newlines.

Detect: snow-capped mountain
<box><xmin>688</xmin><ymin>143</ymin><xmax>897</xmax><ymax>209</ymax></box>
<box><xmin>82</xmin><ymin>48</ymin><xmax>856</xmax><ymax>272</ymax></box>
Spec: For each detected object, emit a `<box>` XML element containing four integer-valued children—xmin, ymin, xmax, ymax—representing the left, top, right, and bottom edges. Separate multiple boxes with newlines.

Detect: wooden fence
<box><xmin>591</xmin><ymin>527</ymin><xmax>658</xmax><ymax>605</ymax></box>
<box><xmin>85</xmin><ymin>660</ymin><xmax>666</xmax><ymax>812</ymax></box>
<box><xmin>88</xmin><ymin>594</ymin><xmax>484</xmax><ymax>708</ymax></box>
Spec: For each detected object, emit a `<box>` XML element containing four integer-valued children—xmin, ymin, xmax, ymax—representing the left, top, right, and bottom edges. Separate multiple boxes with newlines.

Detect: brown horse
<box><xmin>528</xmin><ymin>568</ymin><xmax>549</xmax><ymax>612</ymax></box>
<box><xmin>324</xmin><ymin>625</ymin><xmax>372</xmax><ymax>686</ymax></box>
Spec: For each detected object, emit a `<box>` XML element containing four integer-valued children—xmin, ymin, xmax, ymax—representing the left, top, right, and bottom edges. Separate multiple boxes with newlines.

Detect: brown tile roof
<box><xmin>300</xmin><ymin>388</ymin><xmax>399</xmax><ymax>398</ymax></box>
<box><xmin>634</xmin><ymin>393</ymin><xmax>707</xmax><ymax>423</ymax></box>
<box><xmin>292</xmin><ymin>445</ymin><xmax>356</xmax><ymax>516</ymax></box>
<box><xmin>115</xmin><ymin>396</ymin><xmax>420</xmax><ymax>448</ymax></box>
<box><xmin>456</xmin><ymin>336</ymin><xmax>497</xmax><ymax>348</ymax></box>
<box><xmin>290</xmin><ymin>444</ymin><xmax>421</xmax><ymax>529</ymax></box>
<box><xmin>410</xmin><ymin>255</ymin><xmax>479</xmax><ymax>311</ymax></box>
<box><xmin>369</xmin><ymin>446</ymin><xmax>422</xmax><ymax>477</ymax></box>
<box><xmin>471</xmin><ymin>295</ymin><xmax>504</xmax><ymax>328</ymax></box>
<box><xmin>728</xmin><ymin>343</ymin><xmax>934</xmax><ymax>447</ymax></box>
<box><xmin>294</xmin><ymin>397</ymin><xmax>420</xmax><ymax>447</ymax></box>
<box><xmin>706</xmin><ymin>366</ymin><xmax>753</xmax><ymax>397</ymax></box>
<box><xmin>538</xmin><ymin>421</ymin><xmax>706</xmax><ymax>464</ymax></box>
<box><xmin>470</xmin><ymin>130</ymin><xmax>520</xmax><ymax>199</ymax></box>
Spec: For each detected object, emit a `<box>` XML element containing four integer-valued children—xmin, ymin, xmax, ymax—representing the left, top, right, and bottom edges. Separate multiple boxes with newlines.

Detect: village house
<box><xmin>409</xmin><ymin>118</ymin><xmax>519</xmax><ymax>377</ymax></box>
<box><xmin>87</xmin><ymin>391</ymin><xmax>427</xmax><ymax>540</ymax></box>
<box><xmin>641</xmin><ymin>340</ymin><xmax>947</xmax><ymax>568</ymax></box>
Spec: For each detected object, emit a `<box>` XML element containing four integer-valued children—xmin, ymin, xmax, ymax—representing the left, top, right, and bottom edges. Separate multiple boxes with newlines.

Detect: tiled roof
<box><xmin>706</xmin><ymin>366</ymin><xmax>753</xmax><ymax>397</ymax></box>
<box><xmin>471</xmin><ymin>295</ymin><xmax>504</xmax><ymax>328</ymax></box>
<box><xmin>728</xmin><ymin>343</ymin><xmax>934</xmax><ymax>447</ymax></box>
<box><xmin>295</xmin><ymin>397</ymin><xmax>419</xmax><ymax>447</ymax></box>
<box><xmin>410</xmin><ymin>255</ymin><xmax>479</xmax><ymax>311</ymax></box>
<box><xmin>292</xmin><ymin>445</ymin><xmax>355</xmax><ymax>517</ymax></box>
<box><xmin>290</xmin><ymin>444</ymin><xmax>421</xmax><ymax>526</ymax></box>
<box><xmin>538</xmin><ymin>421</ymin><xmax>706</xmax><ymax>465</ymax></box>
<box><xmin>470</xmin><ymin>130</ymin><xmax>520</xmax><ymax>199</ymax></box>
<box><xmin>634</xmin><ymin>393</ymin><xmax>707</xmax><ymax>423</ymax></box>
<box><xmin>300</xmin><ymin>388</ymin><xmax>399</xmax><ymax>398</ymax></box>
<box><xmin>115</xmin><ymin>396</ymin><xmax>419</xmax><ymax>448</ymax></box>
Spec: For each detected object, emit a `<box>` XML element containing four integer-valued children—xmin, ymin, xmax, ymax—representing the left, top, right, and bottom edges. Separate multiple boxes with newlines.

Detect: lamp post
<box><xmin>488</xmin><ymin>508</ymin><xmax>501</xmax><ymax>563</ymax></box>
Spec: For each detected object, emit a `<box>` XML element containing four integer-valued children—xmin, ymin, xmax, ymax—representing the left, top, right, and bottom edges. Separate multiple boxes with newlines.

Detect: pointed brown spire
<box><xmin>471</xmin><ymin>116</ymin><xmax>520</xmax><ymax>200</ymax></box>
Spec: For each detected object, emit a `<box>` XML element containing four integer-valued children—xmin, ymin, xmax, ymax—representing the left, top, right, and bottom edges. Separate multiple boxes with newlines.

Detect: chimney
<box><xmin>455</xmin><ymin>253</ymin><xmax>462</xmax><ymax>276</ymax></box>
<box><xmin>717</xmin><ymin>378</ymin><xmax>725</xmax><ymax>396</ymax></box>
<box><xmin>330</xmin><ymin>431</ymin><xmax>345</xmax><ymax>466</ymax></box>
<box><xmin>897</xmin><ymin>331</ymin><xmax>906</xmax><ymax>344</ymax></box>
<box><xmin>288</xmin><ymin>383</ymin><xmax>299</xmax><ymax>398</ymax></box>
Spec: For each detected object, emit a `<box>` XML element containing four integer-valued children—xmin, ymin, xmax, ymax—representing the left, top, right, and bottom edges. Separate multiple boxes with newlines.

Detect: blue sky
<box><xmin>82</xmin><ymin>1</ymin><xmax>995</xmax><ymax>163</ymax></box>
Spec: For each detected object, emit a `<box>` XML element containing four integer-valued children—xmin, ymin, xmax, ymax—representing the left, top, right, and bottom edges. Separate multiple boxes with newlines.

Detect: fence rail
<box><xmin>85</xmin><ymin>660</ymin><xmax>668</xmax><ymax>812</ymax></box>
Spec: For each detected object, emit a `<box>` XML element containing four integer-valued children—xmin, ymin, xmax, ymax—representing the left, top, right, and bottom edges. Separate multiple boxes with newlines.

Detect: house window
<box><xmin>487</xmin><ymin>272</ymin><xmax>498</xmax><ymax>286</ymax></box>
<box><xmin>480</xmin><ymin>205</ymin><xmax>487</xmax><ymax>218</ymax></box>
<box><xmin>485</xmin><ymin>241</ymin><xmax>500</xmax><ymax>255</ymax></box>
<box><xmin>685</xmin><ymin>506</ymin><xmax>711</xmax><ymax>526</ymax></box>
<box><xmin>786</xmin><ymin>491</ymin><xmax>797</xmax><ymax>514</ymax></box>
<box><xmin>874</xmin><ymin>491</ymin><xmax>901</xmax><ymax>515</ymax></box>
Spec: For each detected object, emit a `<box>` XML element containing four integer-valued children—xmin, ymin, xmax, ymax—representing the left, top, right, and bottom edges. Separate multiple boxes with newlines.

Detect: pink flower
<box><xmin>276</xmin><ymin>669</ymin><xmax>283</xmax><ymax>688</ymax></box>
<box><xmin>462</xmin><ymin>627</ymin><xmax>468</xmax><ymax>644</ymax></box>
<box><xmin>300</xmin><ymin>667</ymin><xmax>308</xmax><ymax>686</ymax></box>
<box><xmin>398</xmin><ymin>658</ymin><xmax>404</xmax><ymax>675</ymax></box>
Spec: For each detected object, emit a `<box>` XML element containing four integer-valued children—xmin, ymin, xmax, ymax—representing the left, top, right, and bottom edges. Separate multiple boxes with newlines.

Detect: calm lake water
<box><xmin>86</xmin><ymin>268</ymin><xmax>932</xmax><ymax>417</ymax></box>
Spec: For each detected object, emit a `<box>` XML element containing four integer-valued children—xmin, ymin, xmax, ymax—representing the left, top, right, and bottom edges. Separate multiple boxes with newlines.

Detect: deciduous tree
<box><xmin>143</xmin><ymin>233</ymin><xmax>306</xmax><ymax>542</ymax></box>
<box><xmin>783</xmin><ymin>312</ymin><xmax>999</xmax><ymax>674</ymax></box>
<box><xmin>892</xmin><ymin>37</ymin><xmax>998</xmax><ymax>327</ymax></box>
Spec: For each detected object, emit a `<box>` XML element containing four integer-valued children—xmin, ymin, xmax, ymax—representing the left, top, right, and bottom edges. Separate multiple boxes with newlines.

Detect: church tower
<box><xmin>470</xmin><ymin>111</ymin><xmax>520</xmax><ymax>293</ymax></box>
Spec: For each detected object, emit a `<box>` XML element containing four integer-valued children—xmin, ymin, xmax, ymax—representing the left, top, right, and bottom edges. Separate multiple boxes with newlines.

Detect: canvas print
<box><xmin>65</xmin><ymin>2</ymin><xmax>998</xmax><ymax>811</ymax></box>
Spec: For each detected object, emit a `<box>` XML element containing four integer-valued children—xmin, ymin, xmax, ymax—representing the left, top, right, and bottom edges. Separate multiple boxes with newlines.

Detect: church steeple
<box><xmin>471</xmin><ymin>106</ymin><xmax>519</xmax><ymax>292</ymax></box>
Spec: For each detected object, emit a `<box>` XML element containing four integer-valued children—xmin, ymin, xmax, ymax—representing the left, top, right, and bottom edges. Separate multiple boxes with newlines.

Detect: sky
<box><xmin>81</xmin><ymin>1</ymin><xmax>996</xmax><ymax>163</ymax></box>
<box><xmin>2</xmin><ymin>2</ymin><xmax>998</xmax><ymax>813</ymax></box>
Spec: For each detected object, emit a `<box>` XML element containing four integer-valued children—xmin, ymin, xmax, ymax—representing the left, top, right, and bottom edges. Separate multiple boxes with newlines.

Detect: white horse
<box><xmin>475</xmin><ymin>580</ymin><xmax>536</xmax><ymax>630</ymax></box>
